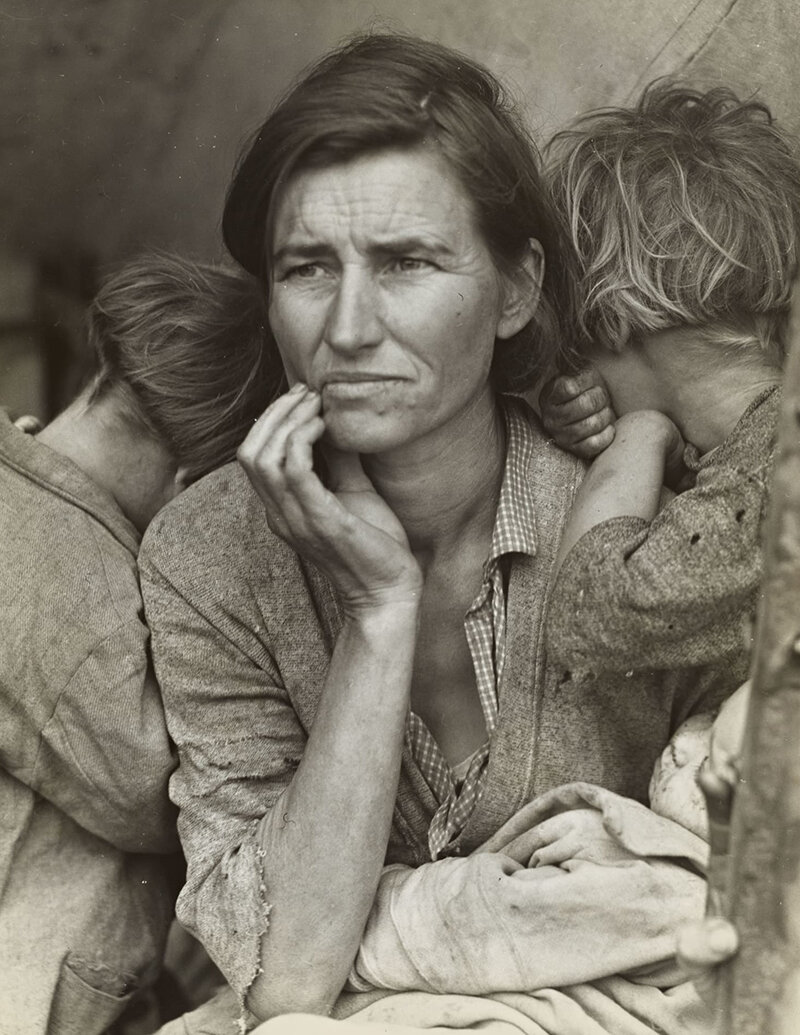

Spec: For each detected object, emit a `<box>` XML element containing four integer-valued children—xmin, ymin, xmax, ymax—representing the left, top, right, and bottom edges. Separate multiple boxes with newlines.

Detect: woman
<box><xmin>140</xmin><ymin>35</ymin><xmax>739</xmax><ymax>1032</ymax></box>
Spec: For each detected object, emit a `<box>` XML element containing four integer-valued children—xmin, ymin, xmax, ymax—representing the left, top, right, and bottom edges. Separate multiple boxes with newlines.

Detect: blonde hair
<box><xmin>546</xmin><ymin>81</ymin><xmax>800</xmax><ymax>364</ymax></box>
<box><xmin>87</xmin><ymin>253</ymin><xmax>283</xmax><ymax>483</ymax></box>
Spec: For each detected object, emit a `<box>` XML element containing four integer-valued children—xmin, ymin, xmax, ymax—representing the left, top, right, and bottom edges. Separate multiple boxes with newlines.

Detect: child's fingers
<box><xmin>570</xmin><ymin>424</ymin><xmax>616</xmax><ymax>459</ymax></box>
<box><xmin>560</xmin><ymin>385</ymin><xmax>611</xmax><ymax>422</ymax></box>
<box><xmin>541</xmin><ymin>369</ymin><xmax>606</xmax><ymax>406</ymax></box>
<box><xmin>552</xmin><ymin>405</ymin><xmax>616</xmax><ymax>444</ymax></box>
<box><xmin>698</xmin><ymin>759</ymin><xmax>735</xmax><ymax>858</ymax></box>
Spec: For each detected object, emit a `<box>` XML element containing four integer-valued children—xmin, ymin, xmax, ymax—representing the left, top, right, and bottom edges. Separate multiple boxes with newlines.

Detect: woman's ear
<box><xmin>496</xmin><ymin>238</ymin><xmax>544</xmax><ymax>340</ymax></box>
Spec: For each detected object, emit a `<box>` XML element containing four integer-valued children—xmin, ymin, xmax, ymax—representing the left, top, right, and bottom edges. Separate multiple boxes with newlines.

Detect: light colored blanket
<box><xmin>326</xmin><ymin>783</ymin><xmax>709</xmax><ymax>1033</ymax></box>
<box><xmin>161</xmin><ymin>784</ymin><xmax>712</xmax><ymax>1034</ymax></box>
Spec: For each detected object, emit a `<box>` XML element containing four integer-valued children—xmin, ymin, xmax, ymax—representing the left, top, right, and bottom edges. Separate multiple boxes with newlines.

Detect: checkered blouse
<box><xmin>405</xmin><ymin>400</ymin><xmax>538</xmax><ymax>859</ymax></box>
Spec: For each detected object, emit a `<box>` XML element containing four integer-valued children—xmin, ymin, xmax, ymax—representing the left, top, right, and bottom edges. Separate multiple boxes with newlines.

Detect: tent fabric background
<box><xmin>0</xmin><ymin>0</ymin><xmax>796</xmax><ymax>266</ymax></box>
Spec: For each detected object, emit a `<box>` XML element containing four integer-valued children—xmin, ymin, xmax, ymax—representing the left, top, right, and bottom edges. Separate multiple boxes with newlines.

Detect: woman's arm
<box><xmin>143</xmin><ymin>385</ymin><xmax>423</xmax><ymax>1020</ymax></box>
<box><xmin>248</xmin><ymin>603</ymin><xmax>418</xmax><ymax>1018</ymax></box>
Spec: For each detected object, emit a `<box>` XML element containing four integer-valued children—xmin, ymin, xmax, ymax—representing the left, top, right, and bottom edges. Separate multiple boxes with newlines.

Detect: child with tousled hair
<box><xmin>540</xmin><ymin>80</ymin><xmax>797</xmax><ymax>684</ymax></box>
<box><xmin>0</xmin><ymin>253</ymin><xmax>279</xmax><ymax>1035</ymax></box>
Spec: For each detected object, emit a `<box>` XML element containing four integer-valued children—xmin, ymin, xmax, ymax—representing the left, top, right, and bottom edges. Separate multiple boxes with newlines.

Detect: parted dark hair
<box><xmin>222</xmin><ymin>32</ymin><xmax>578</xmax><ymax>390</ymax></box>
<box><xmin>546</xmin><ymin>80</ymin><xmax>800</xmax><ymax>363</ymax></box>
<box><xmin>87</xmin><ymin>253</ymin><xmax>283</xmax><ymax>483</ymax></box>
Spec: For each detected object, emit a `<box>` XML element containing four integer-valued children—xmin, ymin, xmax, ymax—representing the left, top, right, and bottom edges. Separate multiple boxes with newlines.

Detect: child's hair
<box><xmin>86</xmin><ymin>253</ymin><xmax>284</xmax><ymax>483</ymax></box>
<box><xmin>546</xmin><ymin>80</ymin><xmax>800</xmax><ymax>364</ymax></box>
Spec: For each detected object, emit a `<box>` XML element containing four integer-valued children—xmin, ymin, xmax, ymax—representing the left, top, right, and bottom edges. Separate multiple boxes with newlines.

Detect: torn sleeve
<box><xmin>139</xmin><ymin>552</ymin><xmax>306</xmax><ymax>1001</ymax></box>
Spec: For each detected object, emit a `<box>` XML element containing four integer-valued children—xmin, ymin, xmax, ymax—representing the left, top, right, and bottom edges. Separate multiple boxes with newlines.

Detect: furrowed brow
<box><xmin>371</xmin><ymin>235</ymin><xmax>454</xmax><ymax>258</ymax></box>
<box><xmin>272</xmin><ymin>242</ymin><xmax>334</xmax><ymax>265</ymax></box>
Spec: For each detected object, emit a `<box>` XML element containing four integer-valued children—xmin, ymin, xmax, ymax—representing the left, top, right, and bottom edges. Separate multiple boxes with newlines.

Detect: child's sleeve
<box><xmin>546</xmin><ymin>461</ymin><xmax>767</xmax><ymax>674</ymax></box>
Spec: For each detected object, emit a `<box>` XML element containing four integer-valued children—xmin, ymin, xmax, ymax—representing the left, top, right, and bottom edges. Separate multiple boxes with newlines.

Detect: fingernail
<box><xmin>708</xmin><ymin>921</ymin><xmax>738</xmax><ymax>954</ymax></box>
<box><xmin>289</xmin><ymin>382</ymin><xmax>307</xmax><ymax>395</ymax></box>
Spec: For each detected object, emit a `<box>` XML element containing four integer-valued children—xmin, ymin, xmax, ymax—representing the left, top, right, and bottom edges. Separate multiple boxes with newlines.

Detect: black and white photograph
<box><xmin>2</xmin><ymin>3</ymin><xmax>799</xmax><ymax>1033</ymax></box>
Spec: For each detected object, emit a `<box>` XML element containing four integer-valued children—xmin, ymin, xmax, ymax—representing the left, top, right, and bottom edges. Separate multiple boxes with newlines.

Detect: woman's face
<box><xmin>268</xmin><ymin>147</ymin><xmax>537</xmax><ymax>454</ymax></box>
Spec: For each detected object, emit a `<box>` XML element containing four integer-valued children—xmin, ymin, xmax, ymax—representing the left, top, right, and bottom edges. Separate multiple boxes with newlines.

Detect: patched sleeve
<box><xmin>546</xmin><ymin>464</ymin><xmax>767</xmax><ymax>674</ymax></box>
<box><xmin>18</xmin><ymin>620</ymin><xmax>178</xmax><ymax>854</ymax></box>
<box><xmin>139</xmin><ymin>546</ymin><xmax>307</xmax><ymax>1001</ymax></box>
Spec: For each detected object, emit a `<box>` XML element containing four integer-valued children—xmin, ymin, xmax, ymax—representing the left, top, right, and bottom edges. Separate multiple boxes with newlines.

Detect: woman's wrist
<box><xmin>343</xmin><ymin>587</ymin><xmax>422</xmax><ymax>629</ymax></box>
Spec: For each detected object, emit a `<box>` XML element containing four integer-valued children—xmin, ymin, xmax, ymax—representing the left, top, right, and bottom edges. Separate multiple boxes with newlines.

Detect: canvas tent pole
<box><xmin>714</xmin><ymin>281</ymin><xmax>800</xmax><ymax>1032</ymax></box>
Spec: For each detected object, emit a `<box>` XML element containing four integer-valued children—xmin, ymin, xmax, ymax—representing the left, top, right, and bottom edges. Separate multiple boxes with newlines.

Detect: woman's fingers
<box><xmin>324</xmin><ymin>448</ymin><xmax>375</xmax><ymax>494</ymax></box>
<box><xmin>238</xmin><ymin>383</ymin><xmax>317</xmax><ymax>466</ymax></box>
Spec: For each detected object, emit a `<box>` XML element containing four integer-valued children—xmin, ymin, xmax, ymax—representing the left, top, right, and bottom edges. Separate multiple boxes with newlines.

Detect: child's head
<box><xmin>547</xmin><ymin>81</ymin><xmax>800</xmax><ymax>367</ymax></box>
<box><xmin>86</xmin><ymin>254</ymin><xmax>284</xmax><ymax>485</ymax></box>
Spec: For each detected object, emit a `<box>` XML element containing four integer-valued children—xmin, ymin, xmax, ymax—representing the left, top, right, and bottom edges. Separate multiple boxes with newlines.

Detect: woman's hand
<box><xmin>526</xmin><ymin>808</ymin><xmax>636</xmax><ymax>868</ymax></box>
<box><xmin>540</xmin><ymin>368</ymin><xmax>616</xmax><ymax>459</ymax></box>
<box><xmin>238</xmin><ymin>384</ymin><xmax>421</xmax><ymax>612</ymax></box>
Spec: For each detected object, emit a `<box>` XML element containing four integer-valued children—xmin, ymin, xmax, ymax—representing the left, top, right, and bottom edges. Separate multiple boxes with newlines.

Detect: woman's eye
<box><xmin>390</xmin><ymin>257</ymin><xmax>433</xmax><ymax>273</ymax></box>
<box><xmin>289</xmin><ymin>263</ymin><xmax>323</xmax><ymax>279</ymax></box>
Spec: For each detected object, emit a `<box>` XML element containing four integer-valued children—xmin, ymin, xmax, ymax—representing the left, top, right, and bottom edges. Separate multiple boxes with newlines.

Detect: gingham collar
<box><xmin>487</xmin><ymin>396</ymin><xmax>538</xmax><ymax>563</ymax></box>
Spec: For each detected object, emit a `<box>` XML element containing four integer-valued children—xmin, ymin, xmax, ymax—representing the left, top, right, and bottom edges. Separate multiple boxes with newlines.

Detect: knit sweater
<box><xmin>139</xmin><ymin>400</ymin><xmax>743</xmax><ymax>1001</ymax></box>
<box><xmin>546</xmin><ymin>386</ymin><xmax>779</xmax><ymax>674</ymax></box>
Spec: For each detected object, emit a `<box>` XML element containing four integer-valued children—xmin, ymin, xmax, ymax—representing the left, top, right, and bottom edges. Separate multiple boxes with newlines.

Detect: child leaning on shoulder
<box><xmin>539</xmin><ymin>81</ymin><xmax>799</xmax><ymax>698</ymax></box>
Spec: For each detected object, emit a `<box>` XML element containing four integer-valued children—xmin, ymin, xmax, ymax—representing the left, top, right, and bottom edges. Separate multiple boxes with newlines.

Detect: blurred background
<box><xmin>1</xmin><ymin>0</ymin><xmax>797</xmax><ymax>421</ymax></box>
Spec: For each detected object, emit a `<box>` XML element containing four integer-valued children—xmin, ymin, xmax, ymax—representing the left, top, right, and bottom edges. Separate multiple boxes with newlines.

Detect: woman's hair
<box><xmin>546</xmin><ymin>80</ymin><xmax>800</xmax><ymax>364</ymax></box>
<box><xmin>86</xmin><ymin>253</ymin><xmax>283</xmax><ymax>483</ymax></box>
<box><xmin>223</xmin><ymin>32</ymin><xmax>578</xmax><ymax>390</ymax></box>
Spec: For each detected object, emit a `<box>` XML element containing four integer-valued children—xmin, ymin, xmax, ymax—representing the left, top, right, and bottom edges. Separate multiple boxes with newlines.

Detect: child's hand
<box><xmin>539</xmin><ymin>368</ymin><xmax>616</xmax><ymax>459</ymax></box>
<box><xmin>526</xmin><ymin>808</ymin><xmax>634</xmax><ymax>868</ymax></box>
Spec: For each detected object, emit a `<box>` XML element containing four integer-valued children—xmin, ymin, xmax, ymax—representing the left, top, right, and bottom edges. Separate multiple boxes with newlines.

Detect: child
<box><xmin>538</xmin><ymin>81</ymin><xmax>799</xmax><ymax>684</ymax></box>
<box><xmin>0</xmin><ymin>254</ymin><xmax>280</xmax><ymax>1035</ymax></box>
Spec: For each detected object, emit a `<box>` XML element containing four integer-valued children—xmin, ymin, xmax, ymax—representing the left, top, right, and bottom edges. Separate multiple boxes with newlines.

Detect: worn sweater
<box><xmin>139</xmin><ymin>401</ymin><xmax>742</xmax><ymax>1005</ymax></box>
<box><xmin>546</xmin><ymin>386</ymin><xmax>779</xmax><ymax>675</ymax></box>
<box><xmin>0</xmin><ymin>413</ymin><xmax>178</xmax><ymax>1035</ymax></box>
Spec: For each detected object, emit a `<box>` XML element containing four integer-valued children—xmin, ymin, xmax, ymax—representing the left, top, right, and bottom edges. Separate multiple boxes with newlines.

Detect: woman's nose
<box><xmin>324</xmin><ymin>268</ymin><xmax>382</xmax><ymax>353</ymax></box>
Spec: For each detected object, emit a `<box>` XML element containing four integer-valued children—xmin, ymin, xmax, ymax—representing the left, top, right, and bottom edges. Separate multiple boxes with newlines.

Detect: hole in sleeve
<box><xmin>735</xmin><ymin>509</ymin><xmax>746</xmax><ymax>522</ymax></box>
<box><xmin>690</xmin><ymin>533</ymin><xmax>701</xmax><ymax>545</ymax></box>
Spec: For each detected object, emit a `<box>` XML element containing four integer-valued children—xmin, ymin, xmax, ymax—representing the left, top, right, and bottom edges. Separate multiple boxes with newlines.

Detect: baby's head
<box><xmin>547</xmin><ymin>81</ymin><xmax>800</xmax><ymax>369</ymax></box>
<box><xmin>649</xmin><ymin>681</ymin><xmax>751</xmax><ymax>840</ymax></box>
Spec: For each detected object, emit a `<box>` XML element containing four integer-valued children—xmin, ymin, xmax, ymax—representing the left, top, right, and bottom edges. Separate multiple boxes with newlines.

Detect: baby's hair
<box><xmin>87</xmin><ymin>253</ymin><xmax>284</xmax><ymax>483</ymax></box>
<box><xmin>546</xmin><ymin>80</ymin><xmax>800</xmax><ymax>363</ymax></box>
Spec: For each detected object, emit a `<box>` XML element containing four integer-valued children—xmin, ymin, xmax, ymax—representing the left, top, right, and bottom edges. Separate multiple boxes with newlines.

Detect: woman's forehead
<box><xmin>271</xmin><ymin>147</ymin><xmax>482</xmax><ymax>252</ymax></box>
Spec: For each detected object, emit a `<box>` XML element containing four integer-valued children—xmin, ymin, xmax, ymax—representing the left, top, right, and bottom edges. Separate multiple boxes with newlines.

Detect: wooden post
<box><xmin>715</xmin><ymin>285</ymin><xmax>800</xmax><ymax>1033</ymax></box>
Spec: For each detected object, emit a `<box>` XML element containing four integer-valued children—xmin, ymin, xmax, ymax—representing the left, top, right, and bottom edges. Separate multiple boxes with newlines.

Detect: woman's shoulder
<box><xmin>140</xmin><ymin>461</ymin><xmax>289</xmax><ymax>584</ymax></box>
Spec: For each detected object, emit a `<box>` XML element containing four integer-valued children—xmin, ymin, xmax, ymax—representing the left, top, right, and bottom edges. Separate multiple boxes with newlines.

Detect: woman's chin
<box><xmin>322</xmin><ymin>411</ymin><xmax>413</xmax><ymax>456</ymax></box>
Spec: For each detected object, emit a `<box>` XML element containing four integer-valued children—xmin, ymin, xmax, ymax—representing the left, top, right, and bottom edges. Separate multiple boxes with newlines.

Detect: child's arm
<box><xmin>546</xmin><ymin>403</ymin><xmax>772</xmax><ymax>675</ymax></box>
<box><xmin>554</xmin><ymin>410</ymin><xmax>684</xmax><ymax>572</ymax></box>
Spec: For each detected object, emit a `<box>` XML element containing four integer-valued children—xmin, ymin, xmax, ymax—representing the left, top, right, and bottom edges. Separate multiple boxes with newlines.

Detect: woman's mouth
<box><xmin>321</xmin><ymin>376</ymin><xmax>404</xmax><ymax>399</ymax></box>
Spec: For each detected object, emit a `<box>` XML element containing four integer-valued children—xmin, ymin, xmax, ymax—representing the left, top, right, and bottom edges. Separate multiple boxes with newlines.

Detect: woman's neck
<box><xmin>360</xmin><ymin>388</ymin><xmax>506</xmax><ymax>567</ymax></box>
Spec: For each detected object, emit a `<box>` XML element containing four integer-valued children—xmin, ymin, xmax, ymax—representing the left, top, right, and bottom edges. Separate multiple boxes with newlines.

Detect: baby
<box><xmin>649</xmin><ymin>680</ymin><xmax>749</xmax><ymax>840</ymax></box>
